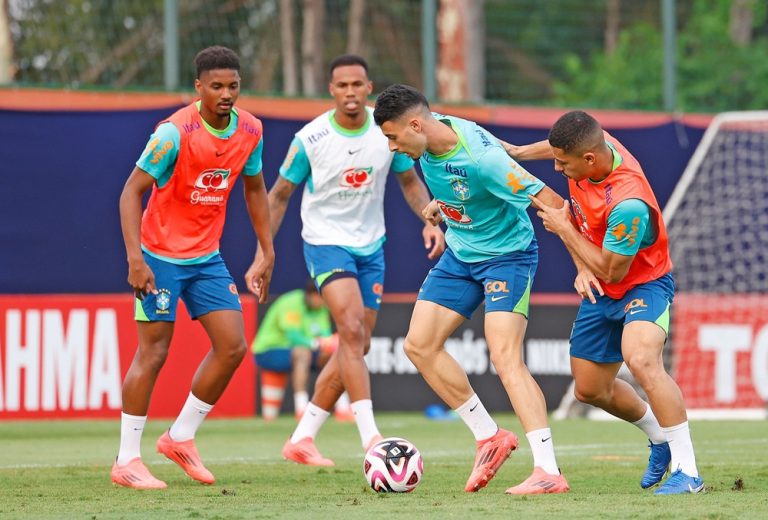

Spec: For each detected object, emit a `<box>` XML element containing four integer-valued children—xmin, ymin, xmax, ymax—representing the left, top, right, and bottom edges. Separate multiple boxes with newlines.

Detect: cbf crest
<box><xmin>450</xmin><ymin>178</ymin><xmax>470</xmax><ymax>201</ymax></box>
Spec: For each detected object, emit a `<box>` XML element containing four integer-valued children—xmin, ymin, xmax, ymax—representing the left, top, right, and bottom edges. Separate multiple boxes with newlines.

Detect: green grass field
<box><xmin>1</xmin><ymin>414</ymin><xmax>766</xmax><ymax>519</ymax></box>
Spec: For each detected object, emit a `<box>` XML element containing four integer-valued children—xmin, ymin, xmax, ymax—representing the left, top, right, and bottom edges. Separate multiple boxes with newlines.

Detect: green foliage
<box><xmin>552</xmin><ymin>0</ymin><xmax>768</xmax><ymax>112</ymax></box>
<box><xmin>1</xmin><ymin>414</ymin><xmax>766</xmax><ymax>519</ymax></box>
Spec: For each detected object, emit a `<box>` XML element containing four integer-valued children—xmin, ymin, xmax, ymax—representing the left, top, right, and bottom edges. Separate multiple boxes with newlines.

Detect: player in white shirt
<box><xmin>260</xmin><ymin>55</ymin><xmax>445</xmax><ymax>465</ymax></box>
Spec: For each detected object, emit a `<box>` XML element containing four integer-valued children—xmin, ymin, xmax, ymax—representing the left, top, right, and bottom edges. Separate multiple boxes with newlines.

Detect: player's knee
<box><xmin>403</xmin><ymin>335</ymin><xmax>431</xmax><ymax>365</ymax></box>
<box><xmin>221</xmin><ymin>340</ymin><xmax>248</xmax><ymax>366</ymax></box>
<box><xmin>488</xmin><ymin>349</ymin><xmax>524</xmax><ymax>375</ymax></box>
<box><xmin>573</xmin><ymin>384</ymin><xmax>607</xmax><ymax>406</ymax></box>
<box><xmin>337</xmin><ymin>316</ymin><xmax>366</xmax><ymax>351</ymax></box>
<box><xmin>138</xmin><ymin>342</ymin><xmax>170</xmax><ymax>372</ymax></box>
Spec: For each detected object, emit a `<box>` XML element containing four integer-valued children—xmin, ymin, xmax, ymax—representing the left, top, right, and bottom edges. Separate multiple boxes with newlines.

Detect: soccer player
<box><xmin>373</xmin><ymin>84</ymin><xmax>570</xmax><ymax>495</ymax></box>
<box><xmin>112</xmin><ymin>46</ymin><xmax>274</xmax><ymax>489</ymax></box>
<box><xmin>507</xmin><ymin>110</ymin><xmax>703</xmax><ymax>495</ymax></box>
<box><xmin>252</xmin><ymin>280</ymin><xmax>351</xmax><ymax>421</ymax></box>
<box><xmin>261</xmin><ymin>55</ymin><xmax>445</xmax><ymax>467</ymax></box>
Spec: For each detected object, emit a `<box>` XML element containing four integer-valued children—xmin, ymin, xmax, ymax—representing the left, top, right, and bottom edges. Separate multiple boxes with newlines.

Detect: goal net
<box><xmin>664</xmin><ymin>111</ymin><xmax>768</xmax><ymax>419</ymax></box>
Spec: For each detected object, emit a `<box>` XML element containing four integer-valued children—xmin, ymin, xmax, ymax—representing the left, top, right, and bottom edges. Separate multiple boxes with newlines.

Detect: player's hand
<box><xmin>498</xmin><ymin>139</ymin><xmax>522</xmax><ymax>160</ymax></box>
<box><xmin>422</xmin><ymin>199</ymin><xmax>443</xmax><ymax>226</ymax></box>
<box><xmin>574</xmin><ymin>268</ymin><xmax>604</xmax><ymax>304</ymax></box>
<box><xmin>127</xmin><ymin>258</ymin><xmax>157</xmax><ymax>300</ymax></box>
<box><xmin>422</xmin><ymin>223</ymin><xmax>446</xmax><ymax>260</ymax></box>
<box><xmin>246</xmin><ymin>248</ymin><xmax>275</xmax><ymax>303</ymax></box>
<box><xmin>530</xmin><ymin>194</ymin><xmax>571</xmax><ymax>236</ymax></box>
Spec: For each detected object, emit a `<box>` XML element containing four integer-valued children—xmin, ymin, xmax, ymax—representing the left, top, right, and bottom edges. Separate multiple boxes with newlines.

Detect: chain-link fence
<box><xmin>5</xmin><ymin>0</ymin><xmax>768</xmax><ymax>111</ymax></box>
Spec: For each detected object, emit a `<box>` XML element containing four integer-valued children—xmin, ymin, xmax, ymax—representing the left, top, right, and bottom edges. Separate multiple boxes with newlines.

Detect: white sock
<box><xmin>335</xmin><ymin>391</ymin><xmax>351</xmax><ymax>411</ymax></box>
<box><xmin>117</xmin><ymin>412</ymin><xmax>146</xmax><ymax>465</ymax></box>
<box><xmin>169</xmin><ymin>392</ymin><xmax>213</xmax><ymax>442</ymax></box>
<box><xmin>294</xmin><ymin>391</ymin><xmax>309</xmax><ymax>413</ymax></box>
<box><xmin>526</xmin><ymin>427</ymin><xmax>559</xmax><ymax>475</ymax></box>
<box><xmin>631</xmin><ymin>403</ymin><xmax>666</xmax><ymax>444</ymax></box>
<box><xmin>662</xmin><ymin>421</ymin><xmax>699</xmax><ymax>477</ymax></box>
<box><xmin>351</xmin><ymin>399</ymin><xmax>381</xmax><ymax>449</ymax></box>
<box><xmin>290</xmin><ymin>402</ymin><xmax>330</xmax><ymax>444</ymax></box>
<box><xmin>455</xmin><ymin>394</ymin><xmax>497</xmax><ymax>441</ymax></box>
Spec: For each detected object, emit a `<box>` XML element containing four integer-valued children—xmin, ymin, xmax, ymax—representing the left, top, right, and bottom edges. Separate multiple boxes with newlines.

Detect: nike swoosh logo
<box><xmin>348</xmin><ymin>149</ymin><xmax>361</xmax><ymax>155</ymax></box>
<box><xmin>541</xmin><ymin>437</ymin><xmax>551</xmax><ymax>443</ymax></box>
<box><xmin>490</xmin><ymin>295</ymin><xmax>508</xmax><ymax>302</ymax></box>
<box><xmin>629</xmin><ymin>309</ymin><xmax>646</xmax><ymax>315</ymax></box>
<box><xmin>469</xmin><ymin>404</ymin><xmax>478</xmax><ymax>412</ymax></box>
<box><xmin>216</xmin><ymin>151</ymin><xmax>224</xmax><ymax>156</ymax></box>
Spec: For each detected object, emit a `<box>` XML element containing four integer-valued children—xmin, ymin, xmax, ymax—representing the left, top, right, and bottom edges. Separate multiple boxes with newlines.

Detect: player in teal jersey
<box><xmin>374</xmin><ymin>84</ymin><xmax>570</xmax><ymax>495</ymax></box>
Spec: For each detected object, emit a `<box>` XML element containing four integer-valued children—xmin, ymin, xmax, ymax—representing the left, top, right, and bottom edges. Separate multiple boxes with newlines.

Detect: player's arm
<box><xmin>242</xmin><ymin>137</ymin><xmax>275</xmax><ymax>302</ymax></box>
<box><xmin>268</xmin><ymin>137</ymin><xmax>309</xmax><ymax>237</ymax></box>
<box><xmin>394</xmin><ymin>160</ymin><xmax>446</xmax><ymax>260</ymax></box>
<box><xmin>119</xmin><ymin>123</ymin><xmax>179</xmax><ymax>299</ymax></box>
<box><xmin>119</xmin><ymin>167</ymin><xmax>158</xmax><ymax>299</ymax></box>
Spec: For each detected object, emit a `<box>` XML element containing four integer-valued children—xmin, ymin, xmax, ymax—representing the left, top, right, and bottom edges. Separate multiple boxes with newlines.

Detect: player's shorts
<box><xmin>303</xmin><ymin>242</ymin><xmax>385</xmax><ymax>311</ymax></box>
<box><xmin>417</xmin><ymin>245</ymin><xmax>538</xmax><ymax>320</ymax></box>
<box><xmin>254</xmin><ymin>348</ymin><xmax>321</xmax><ymax>373</ymax></box>
<box><xmin>134</xmin><ymin>252</ymin><xmax>242</xmax><ymax>322</ymax></box>
<box><xmin>569</xmin><ymin>272</ymin><xmax>675</xmax><ymax>363</ymax></box>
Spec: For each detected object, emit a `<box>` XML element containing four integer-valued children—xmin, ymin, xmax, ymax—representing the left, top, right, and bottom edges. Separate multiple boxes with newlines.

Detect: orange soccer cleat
<box><xmin>111</xmin><ymin>457</ymin><xmax>167</xmax><ymax>490</ymax></box>
<box><xmin>282</xmin><ymin>437</ymin><xmax>335</xmax><ymax>467</ymax></box>
<box><xmin>505</xmin><ymin>466</ymin><xmax>570</xmax><ymax>495</ymax></box>
<box><xmin>464</xmin><ymin>428</ymin><xmax>519</xmax><ymax>492</ymax></box>
<box><xmin>156</xmin><ymin>431</ymin><xmax>215</xmax><ymax>485</ymax></box>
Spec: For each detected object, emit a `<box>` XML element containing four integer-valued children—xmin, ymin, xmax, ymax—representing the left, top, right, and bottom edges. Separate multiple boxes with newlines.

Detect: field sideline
<box><xmin>1</xmin><ymin>414</ymin><xmax>766</xmax><ymax>519</ymax></box>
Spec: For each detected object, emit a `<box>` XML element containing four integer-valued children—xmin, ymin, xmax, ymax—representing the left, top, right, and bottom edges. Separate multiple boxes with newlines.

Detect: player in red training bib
<box><xmin>111</xmin><ymin>46</ymin><xmax>274</xmax><ymax>490</ymax></box>
<box><xmin>505</xmin><ymin>110</ymin><xmax>703</xmax><ymax>495</ymax></box>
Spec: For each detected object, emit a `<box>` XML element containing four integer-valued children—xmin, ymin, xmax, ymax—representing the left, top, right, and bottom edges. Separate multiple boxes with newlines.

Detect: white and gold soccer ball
<box><xmin>363</xmin><ymin>437</ymin><xmax>423</xmax><ymax>493</ymax></box>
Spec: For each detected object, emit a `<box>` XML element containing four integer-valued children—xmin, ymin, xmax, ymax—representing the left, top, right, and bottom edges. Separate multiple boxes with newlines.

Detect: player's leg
<box><xmin>112</xmin><ymin>253</ymin><xmax>181</xmax><ymax>489</ymax></box>
<box><xmin>619</xmin><ymin>275</ymin><xmax>702</xmax><ymax>494</ymax></box>
<box><xmin>569</xmin><ymin>291</ymin><xmax>671</xmax><ymax>489</ymax></box>
<box><xmin>291</xmin><ymin>347</ymin><xmax>313</xmax><ymax>416</ymax></box>
<box><xmin>405</xmin><ymin>249</ymin><xmax>516</xmax><ymax>492</ymax></box>
<box><xmin>156</xmin><ymin>257</ymin><xmax>246</xmax><ymax>485</ymax></box>
<box><xmin>472</xmin><ymin>252</ymin><xmax>568</xmax><ymax>495</ymax></box>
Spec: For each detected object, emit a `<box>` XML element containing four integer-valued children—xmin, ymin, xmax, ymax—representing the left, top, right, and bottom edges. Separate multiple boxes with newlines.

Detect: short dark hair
<box><xmin>373</xmin><ymin>84</ymin><xmax>429</xmax><ymax>126</ymax></box>
<box><xmin>548</xmin><ymin>110</ymin><xmax>604</xmax><ymax>154</ymax></box>
<box><xmin>194</xmin><ymin>46</ymin><xmax>240</xmax><ymax>78</ymax></box>
<box><xmin>329</xmin><ymin>54</ymin><xmax>369</xmax><ymax>78</ymax></box>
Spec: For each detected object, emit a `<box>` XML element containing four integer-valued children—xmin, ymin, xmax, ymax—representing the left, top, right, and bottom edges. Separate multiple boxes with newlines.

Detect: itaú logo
<box><xmin>194</xmin><ymin>169</ymin><xmax>231</xmax><ymax>192</ymax></box>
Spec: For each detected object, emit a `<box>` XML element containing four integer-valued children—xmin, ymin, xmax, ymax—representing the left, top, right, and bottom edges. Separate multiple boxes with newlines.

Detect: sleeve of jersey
<box><xmin>603</xmin><ymin>198</ymin><xmax>651</xmax><ymax>256</ymax></box>
<box><xmin>136</xmin><ymin>122</ymin><xmax>180</xmax><ymax>183</ymax></box>
<box><xmin>391</xmin><ymin>152</ymin><xmax>415</xmax><ymax>174</ymax></box>
<box><xmin>279</xmin><ymin>136</ymin><xmax>311</xmax><ymax>184</ymax></box>
<box><xmin>242</xmin><ymin>137</ymin><xmax>264</xmax><ymax>176</ymax></box>
<box><xmin>477</xmin><ymin>147</ymin><xmax>545</xmax><ymax>210</ymax></box>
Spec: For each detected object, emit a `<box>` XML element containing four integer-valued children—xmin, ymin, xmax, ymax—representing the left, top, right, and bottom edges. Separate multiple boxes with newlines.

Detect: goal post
<box><xmin>664</xmin><ymin>111</ymin><xmax>768</xmax><ymax>419</ymax></box>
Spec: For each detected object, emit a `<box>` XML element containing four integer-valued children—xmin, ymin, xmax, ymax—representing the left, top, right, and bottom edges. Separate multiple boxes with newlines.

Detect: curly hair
<box><xmin>194</xmin><ymin>46</ymin><xmax>240</xmax><ymax>78</ymax></box>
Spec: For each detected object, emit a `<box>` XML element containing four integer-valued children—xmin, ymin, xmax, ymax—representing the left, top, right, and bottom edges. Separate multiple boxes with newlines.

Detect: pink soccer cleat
<box><xmin>282</xmin><ymin>437</ymin><xmax>335</xmax><ymax>467</ymax></box>
<box><xmin>505</xmin><ymin>466</ymin><xmax>570</xmax><ymax>495</ymax></box>
<box><xmin>156</xmin><ymin>431</ymin><xmax>215</xmax><ymax>485</ymax></box>
<box><xmin>464</xmin><ymin>428</ymin><xmax>519</xmax><ymax>492</ymax></box>
<box><xmin>111</xmin><ymin>458</ymin><xmax>167</xmax><ymax>490</ymax></box>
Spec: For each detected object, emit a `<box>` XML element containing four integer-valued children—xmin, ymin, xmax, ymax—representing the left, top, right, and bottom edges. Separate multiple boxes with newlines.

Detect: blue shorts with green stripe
<box><xmin>302</xmin><ymin>242</ymin><xmax>385</xmax><ymax>310</ymax></box>
<box><xmin>569</xmin><ymin>272</ymin><xmax>675</xmax><ymax>363</ymax></box>
<box><xmin>417</xmin><ymin>244</ymin><xmax>537</xmax><ymax>320</ymax></box>
<box><xmin>135</xmin><ymin>252</ymin><xmax>241</xmax><ymax>322</ymax></box>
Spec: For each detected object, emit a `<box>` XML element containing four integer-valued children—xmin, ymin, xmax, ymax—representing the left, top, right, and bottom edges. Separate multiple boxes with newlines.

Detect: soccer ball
<box><xmin>363</xmin><ymin>437</ymin><xmax>423</xmax><ymax>493</ymax></box>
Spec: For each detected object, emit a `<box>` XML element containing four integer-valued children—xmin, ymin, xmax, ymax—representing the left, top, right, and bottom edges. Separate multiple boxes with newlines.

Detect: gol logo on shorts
<box><xmin>484</xmin><ymin>280</ymin><xmax>509</xmax><ymax>294</ymax></box>
<box><xmin>372</xmin><ymin>283</ymin><xmax>384</xmax><ymax>295</ymax></box>
<box><xmin>623</xmin><ymin>298</ymin><xmax>647</xmax><ymax>314</ymax></box>
<box><xmin>228</xmin><ymin>283</ymin><xmax>238</xmax><ymax>295</ymax></box>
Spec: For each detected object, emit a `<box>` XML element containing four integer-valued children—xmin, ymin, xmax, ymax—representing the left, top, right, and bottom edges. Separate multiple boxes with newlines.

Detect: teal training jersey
<box><xmin>420</xmin><ymin>114</ymin><xmax>545</xmax><ymax>263</ymax></box>
<box><xmin>252</xmin><ymin>290</ymin><xmax>332</xmax><ymax>354</ymax></box>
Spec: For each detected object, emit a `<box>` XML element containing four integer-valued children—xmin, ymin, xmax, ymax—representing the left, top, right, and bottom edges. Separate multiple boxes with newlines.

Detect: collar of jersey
<box><xmin>426</xmin><ymin>118</ymin><xmax>467</xmax><ymax>162</ymax></box>
<box><xmin>328</xmin><ymin>109</ymin><xmax>371</xmax><ymax>136</ymax></box>
<box><xmin>588</xmin><ymin>140</ymin><xmax>624</xmax><ymax>185</ymax></box>
<box><xmin>195</xmin><ymin>100</ymin><xmax>238</xmax><ymax>138</ymax></box>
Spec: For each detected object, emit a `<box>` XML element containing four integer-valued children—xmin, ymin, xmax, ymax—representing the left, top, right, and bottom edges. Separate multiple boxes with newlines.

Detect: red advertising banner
<box><xmin>0</xmin><ymin>294</ymin><xmax>256</xmax><ymax>419</ymax></box>
<box><xmin>672</xmin><ymin>294</ymin><xmax>768</xmax><ymax>409</ymax></box>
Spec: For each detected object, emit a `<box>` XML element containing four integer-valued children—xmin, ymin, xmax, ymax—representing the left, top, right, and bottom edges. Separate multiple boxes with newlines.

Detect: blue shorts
<box><xmin>135</xmin><ymin>252</ymin><xmax>241</xmax><ymax>322</ymax></box>
<box><xmin>303</xmin><ymin>242</ymin><xmax>385</xmax><ymax>311</ymax></box>
<box><xmin>254</xmin><ymin>348</ymin><xmax>321</xmax><ymax>373</ymax></box>
<box><xmin>569</xmin><ymin>273</ymin><xmax>675</xmax><ymax>363</ymax></box>
<box><xmin>417</xmin><ymin>245</ymin><xmax>538</xmax><ymax>320</ymax></box>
